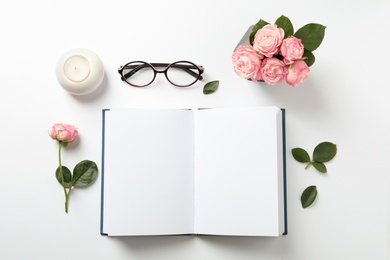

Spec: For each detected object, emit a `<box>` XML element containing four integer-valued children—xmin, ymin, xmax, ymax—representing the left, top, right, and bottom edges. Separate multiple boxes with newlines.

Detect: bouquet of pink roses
<box><xmin>232</xmin><ymin>15</ymin><xmax>325</xmax><ymax>86</ymax></box>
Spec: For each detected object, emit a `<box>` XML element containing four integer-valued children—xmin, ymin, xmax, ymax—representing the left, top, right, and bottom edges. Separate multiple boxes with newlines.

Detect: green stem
<box><xmin>305</xmin><ymin>161</ymin><xmax>313</xmax><ymax>170</ymax></box>
<box><xmin>58</xmin><ymin>142</ymin><xmax>69</xmax><ymax>213</ymax></box>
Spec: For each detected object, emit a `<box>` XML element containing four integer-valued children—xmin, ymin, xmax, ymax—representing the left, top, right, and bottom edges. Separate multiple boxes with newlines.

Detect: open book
<box><xmin>100</xmin><ymin>106</ymin><xmax>287</xmax><ymax>236</ymax></box>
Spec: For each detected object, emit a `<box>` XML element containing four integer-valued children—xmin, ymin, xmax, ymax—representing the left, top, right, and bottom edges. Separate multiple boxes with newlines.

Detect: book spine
<box><xmin>100</xmin><ymin>109</ymin><xmax>110</xmax><ymax>236</ymax></box>
<box><xmin>281</xmin><ymin>108</ymin><xmax>288</xmax><ymax>236</ymax></box>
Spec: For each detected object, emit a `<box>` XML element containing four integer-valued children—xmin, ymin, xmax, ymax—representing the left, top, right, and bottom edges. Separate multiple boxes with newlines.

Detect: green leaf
<box><xmin>301</xmin><ymin>185</ymin><xmax>318</xmax><ymax>208</ymax></box>
<box><xmin>312</xmin><ymin>161</ymin><xmax>327</xmax><ymax>173</ymax></box>
<box><xmin>294</xmin><ymin>23</ymin><xmax>326</xmax><ymax>52</ymax></box>
<box><xmin>302</xmin><ymin>49</ymin><xmax>315</xmax><ymax>67</ymax></box>
<box><xmin>275</xmin><ymin>15</ymin><xmax>294</xmax><ymax>38</ymax></box>
<box><xmin>292</xmin><ymin>147</ymin><xmax>310</xmax><ymax>163</ymax></box>
<box><xmin>249</xmin><ymin>19</ymin><xmax>269</xmax><ymax>45</ymax></box>
<box><xmin>56</xmin><ymin>166</ymin><xmax>73</xmax><ymax>188</ymax></box>
<box><xmin>313</xmin><ymin>142</ymin><xmax>337</xmax><ymax>163</ymax></box>
<box><xmin>203</xmin><ymin>80</ymin><xmax>219</xmax><ymax>95</ymax></box>
<box><xmin>72</xmin><ymin>160</ymin><xmax>98</xmax><ymax>188</ymax></box>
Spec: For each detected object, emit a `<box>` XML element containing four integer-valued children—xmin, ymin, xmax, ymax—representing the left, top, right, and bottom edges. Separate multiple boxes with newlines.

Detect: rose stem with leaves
<box><xmin>58</xmin><ymin>141</ymin><xmax>70</xmax><ymax>213</ymax></box>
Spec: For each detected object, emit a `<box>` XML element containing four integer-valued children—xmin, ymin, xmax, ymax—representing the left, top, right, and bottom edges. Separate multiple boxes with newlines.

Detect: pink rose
<box><xmin>49</xmin><ymin>123</ymin><xmax>78</xmax><ymax>143</ymax></box>
<box><xmin>280</xmin><ymin>36</ymin><xmax>304</xmax><ymax>65</ymax></box>
<box><xmin>232</xmin><ymin>45</ymin><xmax>263</xmax><ymax>81</ymax></box>
<box><xmin>261</xmin><ymin>57</ymin><xmax>287</xmax><ymax>85</ymax></box>
<box><xmin>253</xmin><ymin>24</ymin><xmax>284</xmax><ymax>57</ymax></box>
<box><xmin>286</xmin><ymin>60</ymin><xmax>310</xmax><ymax>86</ymax></box>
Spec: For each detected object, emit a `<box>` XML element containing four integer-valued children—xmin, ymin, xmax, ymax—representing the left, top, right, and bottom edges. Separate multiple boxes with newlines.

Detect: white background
<box><xmin>0</xmin><ymin>0</ymin><xmax>389</xmax><ymax>259</ymax></box>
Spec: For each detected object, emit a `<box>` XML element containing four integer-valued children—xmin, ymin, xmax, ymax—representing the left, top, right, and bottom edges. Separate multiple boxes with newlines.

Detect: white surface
<box><xmin>0</xmin><ymin>0</ymin><xmax>389</xmax><ymax>259</ymax></box>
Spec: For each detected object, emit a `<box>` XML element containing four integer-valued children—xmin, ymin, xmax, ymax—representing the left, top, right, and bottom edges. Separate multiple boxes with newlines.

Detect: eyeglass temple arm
<box><xmin>120</xmin><ymin>63</ymin><xmax>204</xmax><ymax>80</ymax></box>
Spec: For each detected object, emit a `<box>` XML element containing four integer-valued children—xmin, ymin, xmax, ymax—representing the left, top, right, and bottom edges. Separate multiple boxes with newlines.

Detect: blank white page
<box><xmin>193</xmin><ymin>106</ymin><xmax>284</xmax><ymax>236</ymax></box>
<box><xmin>102</xmin><ymin>108</ymin><xmax>195</xmax><ymax>236</ymax></box>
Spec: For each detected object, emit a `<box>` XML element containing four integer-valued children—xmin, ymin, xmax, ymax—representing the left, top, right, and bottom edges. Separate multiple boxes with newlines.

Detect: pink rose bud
<box><xmin>261</xmin><ymin>57</ymin><xmax>287</xmax><ymax>86</ymax></box>
<box><xmin>232</xmin><ymin>45</ymin><xmax>263</xmax><ymax>81</ymax></box>
<box><xmin>49</xmin><ymin>123</ymin><xmax>78</xmax><ymax>143</ymax></box>
<box><xmin>280</xmin><ymin>36</ymin><xmax>305</xmax><ymax>65</ymax></box>
<box><xmin>253</xmin><ymin>24</ymin><xmax>284</xmax><ymax>58</ymax></box>
<box><xmin>286</xmin><ymin>60</ymin><xmax>310</xmax><ymax>86</ymax></box>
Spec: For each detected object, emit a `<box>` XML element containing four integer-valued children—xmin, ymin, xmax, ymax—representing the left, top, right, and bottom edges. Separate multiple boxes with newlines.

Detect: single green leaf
<box><xmin>302</xmin><ymin>49</ymin><xmax>315</xmax><ymax>67</ymax></box>
<box><xmin>56</xmin><ymin>166</ymin><xmax>72</xmax><ymax>188</ymax></box>
<box><xmin>72</xmin><ymin>160</ymin><xmax>98</xmax><ymax>188</ymax></box>
<box><xmin>312</xmin><ymin>161</ymin><xmax>327</xmax><ymax>173</ymax></box>
<box><xmin>292</xmin><ymin>147</ymin><xmax>310</xmax><ymax>163</ymax></box>
<box><xmin>249</xmin><ymin>19</ymin><xmax>269</xmax><ymax>45</ymax></box>
<box><xmin>301</xmin><ymin>185</ymin><xmax>318</xmax><ymax>208</ymax></box>
<box><xmin>275</xmin><ymin>15</ymin><xmax>294</xmax><ymax>38</ymax></box>
<box><xmin>313</xmin><ymin>142</ymin><xmax>337</xmax><ymax>163</ymax></box>
<box><xmin>294</xmin><ymin>23</ymin><xmax>326</xmax><ymax>52</ymax></box>
<box><xmin>203</xmin><ymin>80</ymin><xmax>219</xmax><ymax>95</ymax></box>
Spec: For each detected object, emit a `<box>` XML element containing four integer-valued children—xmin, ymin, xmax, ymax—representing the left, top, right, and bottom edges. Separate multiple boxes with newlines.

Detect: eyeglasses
<box><xmin>118</xmin><ymin>61</ymin><xmax>204</xmax><ymax>87</ymax></box>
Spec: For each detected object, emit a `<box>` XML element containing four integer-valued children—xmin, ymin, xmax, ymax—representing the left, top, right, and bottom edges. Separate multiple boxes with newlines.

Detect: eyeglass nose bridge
<box><xmin>149</xmin><ymin>67</ymin><xmax>170</xmax><ymax>86</ymax></box>
<box><xmin>154</xmin><ymin>69</ymin><xmax>168</xmax><ymax>74</ymax></box>
<box><xmin>149</xmin><ymin>65</ymin><xmax>174</xmax><ymax>86</ymax></box>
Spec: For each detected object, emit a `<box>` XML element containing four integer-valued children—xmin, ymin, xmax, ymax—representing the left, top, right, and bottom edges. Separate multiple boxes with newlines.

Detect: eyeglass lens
<box><xmin>121</xmin><ymin>62</ymin><xmax>155</xmax><ymax>87</ymax></box>
<box><xmin>120</xmin><ymin>61</ymin><xmax>202</xmax><ymax>87</ymax></box>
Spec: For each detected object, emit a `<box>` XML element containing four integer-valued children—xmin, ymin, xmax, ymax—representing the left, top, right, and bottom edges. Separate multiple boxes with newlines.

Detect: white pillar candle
<box><xmin>56</xmin><ymin>48</ymin><xmax>104</xmax><ymax>95</ymax></box>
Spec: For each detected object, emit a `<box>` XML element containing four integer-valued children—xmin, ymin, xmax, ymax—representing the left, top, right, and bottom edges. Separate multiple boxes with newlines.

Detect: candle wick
<box><xmin>73</xmin><ymin>65</ymin><xmax>77</xmax><ymax>70</ymax></box>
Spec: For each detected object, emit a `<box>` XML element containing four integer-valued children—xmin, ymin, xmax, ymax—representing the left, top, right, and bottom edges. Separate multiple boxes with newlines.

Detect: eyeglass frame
<box><xmin>118</xmin><ymin>60</ymin><xmax>204</xmax><ymax>87</ymax></box>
